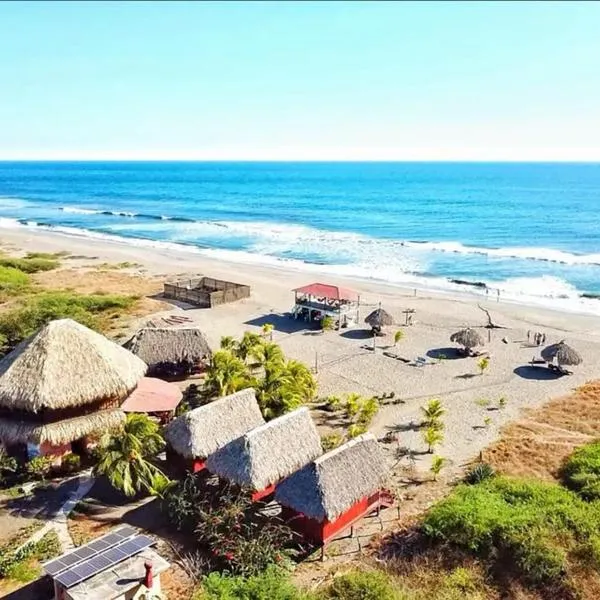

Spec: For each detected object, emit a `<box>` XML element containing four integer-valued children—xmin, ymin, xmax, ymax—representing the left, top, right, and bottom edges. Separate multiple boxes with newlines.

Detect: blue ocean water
<box><xmin>0</xmin><ymin>162</ymin><xmax>599</xmax><ymax>312</ymax></box>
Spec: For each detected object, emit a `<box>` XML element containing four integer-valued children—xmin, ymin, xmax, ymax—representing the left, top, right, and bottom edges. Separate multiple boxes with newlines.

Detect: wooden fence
<box><xmin>163</xmin><ymin>277</ymin><xmax>250</xmax><ymax>308</ymax></box>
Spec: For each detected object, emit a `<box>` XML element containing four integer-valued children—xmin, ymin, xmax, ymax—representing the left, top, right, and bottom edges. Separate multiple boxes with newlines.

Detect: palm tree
<box><xmin>236</xmin><ymin>331</ymin><xmax>264</xmax><ymax>362</ymax></box>
<box><xmin>251</xmin><ymin>341</ymin><xmax>285</xmax><ymax>368</ymax></box>
<box><xmin>261</xmin><ymin>323</ymin><xmax>274</xmax><ymax>341</ymax></box>
<box><xmin>478</xmin><ymin>357</ymin><xmax>490</xmax><ymax>376</ymax></box>
<box><xmin>285</xmin><ymin>359</ymin><xmax>317</xmax><ymax>401</ymax></box>
<box><xmin>204</xmin><ymin>350</ymin><xmax>251</xmax><ymax>397</ymax></box>
<box><xmin>255</xmin><ymin>360</ymin><xmax>302</xmax><ymax>419</ymax></box>
<box><xmin>220</xmin><ymin>335</ymin><xmax>237</xmax><ymax>352</ymax></box>
<box><xmin>422</xmin><ymin>426</ymin><xmax>444</xmax><ymax>454</ymax></box>
<box><xmin>93</xmin><ymin>414</ymin><xmax>168</xmax><ymax>497</ymax></box>
<box><xmin>421</xmin><ymin>398</ymin><xmax>445</xmax><ymax>427</ymax></box>
<box><xmin>394</xmin><ymin>330</ymin><xmax>404</xmax><ymax>346</ymax></box>
<box><xmin>430</xmin><ymin>455</ymin><xmax>445</xmax><ymax>481</ymax></box>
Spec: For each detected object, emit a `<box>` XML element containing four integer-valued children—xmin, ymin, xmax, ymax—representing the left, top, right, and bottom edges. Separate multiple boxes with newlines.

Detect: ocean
<box><xmin>0</xmin><ymin>161</ymin><xmax>599</xmax><ymax>314</ymax></box>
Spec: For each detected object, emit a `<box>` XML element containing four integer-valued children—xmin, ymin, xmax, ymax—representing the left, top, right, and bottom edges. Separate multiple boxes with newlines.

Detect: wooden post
<box><xmin>320</xmin><ymin>546</ymin><xmax>325</xmax><ymax>562</ymax></box>
<box><xmin>350</xmin><ymin>525</ymin><xmax>354</xmax><ymax>538</ymax></box>
<box><xmin>414</xmin><ymin>288</ymin><xmax>417</xmax><ymax>297</ymax></box>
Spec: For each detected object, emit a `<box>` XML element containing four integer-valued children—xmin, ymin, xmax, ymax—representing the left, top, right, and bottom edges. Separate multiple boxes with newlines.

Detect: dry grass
<box><xmin>483</xmin><ymin>381</ymin><xmax>600</xmax><ymax>481</ymax></box>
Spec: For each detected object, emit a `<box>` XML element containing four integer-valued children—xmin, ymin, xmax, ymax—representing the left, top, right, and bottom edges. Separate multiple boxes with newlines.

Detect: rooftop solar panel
<box><xmin>43</xmin><ymin>526</ymin><xmax>138</xmax><ymax>577</ymax></box>
<box><xmin>55</xmin><ymin>535</ymin><xmax>155</xmax><ymax>589</ymax></box>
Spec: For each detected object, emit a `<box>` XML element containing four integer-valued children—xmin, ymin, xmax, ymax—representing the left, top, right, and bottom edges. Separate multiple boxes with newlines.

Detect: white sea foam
<box><xmin>60</xmin><ymin>206</ymin><xmax>101</xmax><ymax>215</ymax></box>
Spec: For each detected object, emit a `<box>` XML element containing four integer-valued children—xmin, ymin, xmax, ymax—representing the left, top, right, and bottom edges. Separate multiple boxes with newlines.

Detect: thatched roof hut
<box><xmin>164</xmin><ymin>389</ymin><xmax>264</xmax><ymax>460</ymax></box>
<box><xmin>123</xmin><ymin>327</ymin><xmax>211</xmax><ymax>375</ymax></box>
<box><xmin>206</xmin><ymin>407</ymin><xmax>322</xmax><ymax>491</ymax></box>
<box><xmin>541</xmin><ymin>340</ymin><xmax>582</xmax><ymax>367</ymax></box>
<box><xmin>0</xmin><ymin>319</ymin><xmax>147</xmax><ymax>413</ymax></box>
<box><xmin>450</xmin><ymin>327</ymin><xmax>484</xmax><ymax>350</ymax></box>
<box><xmin>364</xmin><ymin>308</ymin><xmax>394</xmax><ymax>329</ymax></box>
<box><xmin>275</xmin><ymin>434</ymin><xmax>387</xmax><ymax>522</ymax></box>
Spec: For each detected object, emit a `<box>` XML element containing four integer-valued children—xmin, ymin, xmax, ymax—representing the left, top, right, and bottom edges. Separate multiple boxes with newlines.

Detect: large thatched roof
<box><xmin>275</xmin><ymin>433</ymin><xmax>387</xmax><ymax>522</ymax></box>
<box><xmin>0</xmin><ymin>409</ymin><xmax>125</xmax><ymax>445</ymax></box>
<box><xmin>123</xmin><ymin>327</ymin><xmax>211</xmax><ymax>372</ymax></box>
<box><xmin>206</xmin><ymin>407</ymin><xmax>322</xmax><ymax>491</ymax></box>
<box><xmin>164</xmin><ymin>389</ymin><xmax>264</xmax><ymax>460</ymax></box>
<box><xmin>450</xmin><ymin>327</ymin><xmax>484</xmax><ymax>349</ymax></box>
<box><xmin>0</xmin><ymin>319</ymin><xmax>147</xmax><ymax>413</ymax></box>
<box><xmin>541</xmin><ymin>340</ymin><xmax>582</xmax><ymax>367</ymax></box>
<box><xmin>364</xmin><ymin>308</ymin><xmax>394</xmax><ymax>328</ymax></box>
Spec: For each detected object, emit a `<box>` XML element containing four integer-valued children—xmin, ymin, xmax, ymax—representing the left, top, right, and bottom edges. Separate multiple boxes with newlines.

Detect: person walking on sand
<box><xmin>527</xmin><ymin>330</ymin><xmax>531</xmax><ymax>343</ymax></box>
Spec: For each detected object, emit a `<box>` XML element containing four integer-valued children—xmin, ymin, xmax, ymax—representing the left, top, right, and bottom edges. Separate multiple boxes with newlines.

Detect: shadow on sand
<box><xmin>426</xmin><ymin>347</ymin><xmax>464</xmax><ymax>360</ymax></box>
<box><xmin>513</xmin><ymin>365</ymin><xmax>563</xmax><ymax>380</ymax></box>
<box><xmin>340</xmin><ymin>329</ymin><xmax>373</xmax><ymax>340</ymax></box>
<box><xmin>244</xmin><ymin>313</ymin><xmax>313</xmax><ymax>334</ymax></box>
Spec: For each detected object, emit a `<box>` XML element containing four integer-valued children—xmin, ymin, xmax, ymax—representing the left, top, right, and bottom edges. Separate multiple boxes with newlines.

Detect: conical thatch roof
<box><xmin>206</xmin><ymin>407</ymin><xmax>322</xmax><ymax>491</ymax></box>
<box><xmin>164</xmin><ymin>389</ymin><xmax>264</xmax><ymax>460</ymax></box>
<box><xmin>0</xmin><ymin>319</ymin><xmax>147</xmax><ymax>412</ymax></box>
<box><xmin>364</xmin><ymin>308</ymin><xmax>394</xmax><ymax>328</ymax></box>
<box><xmin>541</xmin><ymin>340</ymin><xmax>582</xmax><ymax>367</ymax></box>
<box><xmin>275</xmin><ymin>433</ymin><xmax>387</xmax><ymax>522</ymax></box>
<box><xmin>0</xmin><ymin>409</ymin><xmax>125</xmax><ymax>445</ymax></box>
<box><xmin>450</xmin><ymin>327</ymin><xmax>484</xmax><ymax>349</ymax></box>
<box><xmin>123</xmin><ymin>327</ymin><xmax>211</xmax><ymax>373</ymax></box>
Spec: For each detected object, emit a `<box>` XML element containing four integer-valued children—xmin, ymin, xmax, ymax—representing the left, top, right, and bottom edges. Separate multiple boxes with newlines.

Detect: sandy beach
<box><xmin>2</xmin><ymin>226</ymin><xmax>600</xmax><ymax>480</ymax></box>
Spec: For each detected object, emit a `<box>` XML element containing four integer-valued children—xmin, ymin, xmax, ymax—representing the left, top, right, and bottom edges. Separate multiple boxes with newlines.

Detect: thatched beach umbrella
<box><xmin>450</xmin><ymin>327</ymin><xmax>485</xmax><ymax>352</ymax></box>
<box><xmin>164</xmin><ymin>389</ymin><xmax>264</xmax><ymax>460</ymax></box>
<box><xmin>206</xmin><ymin>407</ymin><xmax>322</xmax><ymax>491</ymax></box>
<box><xmin>0</xmin><ymin>319</ymin><xmax>147</xmax><ymax>446</ymax></box>
<box><xmin>541</xmin><ymin>340</ymin><xmax>582</xmax><ymax>367</ymax></box>
<box><xmin>123</xmin><ymin>326</ymin><xmax>211</xmax><ymax>376</ymax></box>
<box><xmin>364</xmin><ymin>308</ymin><xmax>394</xmax><ymax>331</ymax></box>
<box><xmin>275</xmin><ymin>433</ymin><xmax>388</xmax><ymax>522</ymax></box>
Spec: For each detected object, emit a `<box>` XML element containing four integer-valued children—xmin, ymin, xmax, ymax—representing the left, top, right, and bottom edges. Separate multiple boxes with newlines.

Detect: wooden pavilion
<box><xmin>163</xmin><ymin>388</ymin><xmax>265</xmax><ymax>473</ymax></box>
<box><xmin>206</xmin><ymin>407</ymin><xmax>322</xmax><ymax>501</ymax></box>
<box><xmin>275</xmin><ymin>433</ymin><xmax>392</xmax><ymax>546</ymax></box>
<box><xmin>0</xmin><ymin>319</ymin><xmax>147</xmax><ymax>462</ymax></box>
<box><xmin>292</xmin><ymin>283</ymin><xmax>360</xmax><ymax>329</ymax></box>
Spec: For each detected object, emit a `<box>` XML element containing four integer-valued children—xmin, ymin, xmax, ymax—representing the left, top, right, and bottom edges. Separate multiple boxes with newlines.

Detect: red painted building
<box><xmin>275</xmin><ymin>433</ymin><xmax>392</xmax><ymax>545</ymax></box>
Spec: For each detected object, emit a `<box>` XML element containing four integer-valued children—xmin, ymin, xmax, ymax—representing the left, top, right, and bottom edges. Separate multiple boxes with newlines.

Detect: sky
<box><xmin>1</xmin><ymin>1</ymin><xmax>600</xmax><ymax>161</ymax></box>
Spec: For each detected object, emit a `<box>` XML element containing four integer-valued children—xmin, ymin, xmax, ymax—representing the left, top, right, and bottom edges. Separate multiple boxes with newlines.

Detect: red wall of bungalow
<box><xmin>281</xmin><ymin>491</ymin><xmax>390</xmax><ymax>545</ymax></box>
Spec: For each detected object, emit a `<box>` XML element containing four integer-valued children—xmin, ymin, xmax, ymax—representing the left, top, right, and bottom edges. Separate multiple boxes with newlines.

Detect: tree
<box><xmin>0</xmin><ymin>448</ymin><xmax>17</xmax><ymax>483</ymax></box>
<box><xmin>422</xmin><ymin>426</ymin><xmax>443</xmax><ymax>454</ymax></box>
<box><xmin>430</xmin><ymin>456</ymin><xmax>445</xmax><ymax>481</ymax></box>
<box><xmin>251</xmin><ymin>341</ymin><xmax>285</xmax><ymax>369</ymax></box>
<box><xmin>420</xmin><ymin>398</ymin><xmax>445</xmax><ymax>427</ymax></box>
<box><xmin>394</xmin><ymin>330</ymin><xmax>404</xmax><ymax>346</ymax></box>
<box><xmin>93</xmin><ymin>414</ymin><xmax>169</xmax><ymax>497</ymax></box>
<box><xmin>261</xmin><ymin>323</ymin><xmax>274</xmax><ymax>341</ymax></box>
<box><xmin>204</xmin><ymin>350</ymin><xmax>251</xmax><ymax>397</ymax></box>
<box><xmin>219</xmin><ymin>336</ymin><xmax>237</xmax><ymax>352</ymax></box>
<box><xmin>477</xmin><ymin>356</ymin><xmax>490</xmax><ymax>376</ymax></box>
<box><xmin>235</xmin><ymin>331</ymin><xmax>264</xmax><ymax>363</ymax></box>
<box><xmin>321</xmin><ymin>315</ymin><xmax>334</xmax><ymax>331</ymax></box>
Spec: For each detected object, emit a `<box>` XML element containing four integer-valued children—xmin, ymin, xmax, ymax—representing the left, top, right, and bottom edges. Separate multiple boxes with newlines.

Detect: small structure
<box><xmin>43</xmin><ymin>525</ymin><xmax>169</xmax><ymax>600</ymax></box>
<box><xmin>275</xmin><ymin>433</ymin><xmax>392</xmax><ymax>545</ymax></box>
<box><xmin>164</xmin><ymin>388</ymin><xmax>265</xmax><ymax>473</ymax></box>
<box><xmin>120</xmin><ymin>377</ymin><xmax>183</xmax><ymax>423</ymax></box>
<box><xmin>0</xmin><ymin>319</ymin><xmax>147</xmax><ymax>461</ymax></box>
<box><xmin>450</xmin><ymin>327</ymin><xmax>485</xmax><ymax>355</ymax></box>
<box><xmin>292</xmin><ymin>283</ymin><xmax>360</xmax><ymax>329</ymax></box>
<box><xmin>541</xmin><ymin>340</ymin><xmax>582</xmax><ymax>375</ymax></box>
<box><xmin>206</xmin><ymin>407</ymin><xmax>322</xmax><ymax>501</ymax></box>
<box><xmin>364</xmin><ymin>307</ymin><xmax>394</xmax><ymax>334</ymax></box>
<box><xmin>123</xmin><ymin>326</ymin><xmax>212</xmax><ymax>377</ymax></box>
<box><xmin>163</xmin><ymin>276</ymin><xmax>250</xmax><ymax>308</ymax></box>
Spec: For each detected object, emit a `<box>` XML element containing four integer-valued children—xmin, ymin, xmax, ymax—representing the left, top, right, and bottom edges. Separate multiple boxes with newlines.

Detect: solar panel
<box><xmin>55</xmin><ymin>535</ymin><xmax>155</xmax><ymax>589</ymax></box>
<box><xmin>43</xmin><ymin>526</ymin><xmax>138</xmax><ymax>576</ymax></box>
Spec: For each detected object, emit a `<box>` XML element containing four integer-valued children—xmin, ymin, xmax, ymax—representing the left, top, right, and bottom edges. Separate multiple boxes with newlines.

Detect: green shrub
<box><xmin>561</xmin><ymin>440</ymin><xmax>600</xmax><ymax>500</ymax></box>
<box><xmin>0</xmin><ymin>256</ymin><xmax>59</xmax><ymax>273</ymax></box>
<box><xmin>0</xmin><ymin>266</ymin><xmax>30</xmax><ymax>296</ymax></box>
<box><xmin>323</xmin><ymin>570</ymin><xmax>400</xmax><ymax>600</ymax></box>
<box><xmin>25</xmin><ymin>456</ymin><xmax>54</xmax><ymax>480</ymax></box>
<box><xmin>321</xmin><ymin>433</ymin><xmax>344</xmax><ymax>451</ymax></box>
<box><xmin>61</xmin><ymin>453</ymin><xmax>81</xmax><ymax>474</ymax></box>
<box><xmin>464</xmin><ymin>463</ymin><xmax>495</xmax><ymax>485</ymax></box>
<box><xmin>422</xmin><ymin>476</ymin><xmax>600</xmax><ymax>584</ymax></box>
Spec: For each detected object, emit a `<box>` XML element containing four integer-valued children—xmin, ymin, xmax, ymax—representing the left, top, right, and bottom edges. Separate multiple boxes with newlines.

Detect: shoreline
<box><xmin>2</xmin><ymin>222</ymin><xmax>600</xmax><ymax>323</ymax></box>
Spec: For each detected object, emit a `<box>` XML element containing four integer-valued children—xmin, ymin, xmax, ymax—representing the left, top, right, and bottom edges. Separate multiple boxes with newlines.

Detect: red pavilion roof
<box><xmin>293</xmin><ymin>282</ymin><xmax>358</xmax><ymax>301</ymax></box>
<box><xmin>121</xmin><ymin>377</ymin><xmax>183</xmax><ymax>413</ymax></box>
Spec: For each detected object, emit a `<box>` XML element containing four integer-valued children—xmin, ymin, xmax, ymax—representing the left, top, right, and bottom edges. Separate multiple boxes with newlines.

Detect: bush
<box><xmin>561</xmin><ymin>440</ymin><xmax>600</xmax><ymax>500</ymax></box>
<box><xmin>323</xmin><ymin>570</ymin><xmax>400</xmax><ymax>600</ymax></box>
<box><xmin>0</xmin><ymin>266</ymin><xmax>30</xmax><ymax>298</ymax></box>
<box><xmin>422</xmin><ymin>476</ymin><xmax>600</xmax><ymax>584</ymax></box>
<box><xmin>25</xmin><ymin>456</ymin><xmax>54</xmax><ymax>480</ymax></box>
<box><xmin>61</xmin><ymin>453</ymin><xmax>81</xmax><ymax>474</ymax></box>
<box><xmin>464</xmin><ymin>463</ymin><xmax>495</xmax><ymax>485</ymax></box>
<box><xmin>0</xmin><ymin>256</ymin><xmax>59</xmax><ymax>273</ymax></box>
<box><xmin>321</xmin><ymin>433</ymin><xmax>344</xmax><ymax>451</ymax></box>
<box><xmin>0</xmin><ymin>529</ymin><xmax>60</xmax><ymax>580</ymax></box>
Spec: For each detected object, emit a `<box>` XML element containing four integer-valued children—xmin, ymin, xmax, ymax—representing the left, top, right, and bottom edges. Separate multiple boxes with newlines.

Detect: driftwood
<box><xmin>477</xmin><ymin>304</ymin><xmax>506</xmax><ymax>329</ymax></box>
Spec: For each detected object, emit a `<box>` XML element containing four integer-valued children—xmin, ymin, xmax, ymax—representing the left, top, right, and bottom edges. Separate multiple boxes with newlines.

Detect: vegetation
<box><xmin>0</xmin><ymin>449</ymin><xmax>17</xmax><ymax>484</ymax></box>
<box><xmin>321</xmin><ymin>432</ymin><xmax>344</xmax><ymax>451</ymax></box>
<box><xmin>561</xmin><ymin>440</ymin><xmax>600</xmax><ymax>501</ymax></box>
<box><xmin>163</xmin><ymin>475</ymin><xmax>299</xmax><ymax>576</ymax></box>
<box><xmin>423</xmin><ymin>476</ymin><xmax>600</xmax><ymax>586</ymax></box>
<box><xmin>0</xmin><ymin>266</ymin><xmax>30</xmax><ymax>301</ymax></box>
<box><xmin>430</xmin><ymin>456</ymin><xmax>445</xmax><ymax>481</ymax></box>
<box><xmin>93</xmin><ymin>413</ymin><xmax>169</xmax><ymax>497</ymax></box>
<box><xmin>321</xmin><ymin>315</ymin><xmax>334</xmax><ymax>331</ymax></box>
<box><xmin>322</xmin><ymin>570</ymin><xmax>401</xmax><ymax>600</ymax></box>
<box><xmin>25</xmin><ymin>456</ymin><xmax>53</xmax><ymax>480</ymax></box>
<box><xmin>474</xmin><ymin>398</ymin><xmax>490</xmax><ymax>408</ymax></box>
<box><xmin>422</xmin><ymin>426</ymin><xmax>443</xmax><ymax>454</ymax></box>
<box><xmin>261</xmin><ymin>323</ymin><xmax>274</xmax><ymax>340</ymax></box>
<box><xmin>477</xmin><ymin>357</ymin><xmax>490</xmax><ymax>376</ymax></box>
<box><xmin>420</xmin><ymin>399</ymin><xmax>445</xmax><ymax>429</ymax></box>
<box><xmin>0</xmin><ymin>254</ymin><xmax>60</xmax><ymax>273</ymax></box>
<box><xmin>0</xmin><ymin>291</ymin><xmax>136</xmax><ymax>353</ymax></box>
<box><xmin>394</xmin><ymin>330</ymin><xmax>404</xmax><ymax>345</ymax></box>
<box><xmin>207</xmin><ymin>335</ymin><xmax>317</xmax><ymax>420</ymax></box>
<box><xmin>464</xmin><ymin>463</ymin><xmax>495</xmax><ymax>485</ymax></box>
<box><xmin>498</xmin><ymin>396</ymin><xmax>507</xmax><ymax>409</ymax></box>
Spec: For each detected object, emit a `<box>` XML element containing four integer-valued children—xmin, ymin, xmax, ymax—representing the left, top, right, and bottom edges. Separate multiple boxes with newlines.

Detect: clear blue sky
<box><xmin>1</xmin><ymin>1</ymin><xmax>600</xmax><ymax>160</ymax></box>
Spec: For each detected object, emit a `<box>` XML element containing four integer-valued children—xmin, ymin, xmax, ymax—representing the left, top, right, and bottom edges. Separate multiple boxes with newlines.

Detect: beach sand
<box><xmin>2</xmin><ymin>227</ymin><xmax>600</xmax><ymax>481</ymax></box>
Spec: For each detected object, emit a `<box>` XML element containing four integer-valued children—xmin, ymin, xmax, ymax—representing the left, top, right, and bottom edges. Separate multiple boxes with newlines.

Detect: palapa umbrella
<box><xmin>450</xmin><ymin>327</ymin><xmax>485</xmax><ymax>351</ymax></box>
<box><xmin>364</xmin><ymin>308</ymin><xmax>394</xmax><ymax>330</ymax></box>
<box><xmin>541</xmin><ymin>340</ymin><xmax>582</xmax><ymax>367</ymax></box>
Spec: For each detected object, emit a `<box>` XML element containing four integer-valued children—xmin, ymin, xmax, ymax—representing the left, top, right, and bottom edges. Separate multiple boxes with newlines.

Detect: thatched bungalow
<box><xmin>275</xmin><ymin>434</ymin><xmax>392</xmax><ymax>545</ymax></box>
<box><xmin>123</xmin><ymin>327</ymin><xmax>211</xmax><ymax>377</ymax></box>
<box><xmin>206</xmin><ymin>407</ymin><xmax>322</xmax><ymax>501</ymax></box>
<box><xmin>163</xmin><ymin>388</ymin><xmax>264</xmax><ymax>473</ymax></box>
<box><xmin>0</xmin><ymin>319</ymin><xmax>147</xmax><ymax>461</ymax></box>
